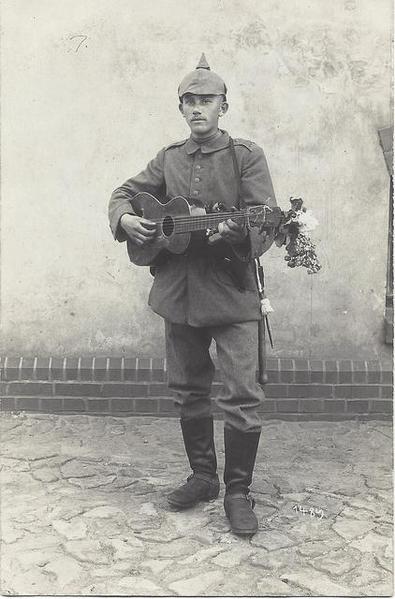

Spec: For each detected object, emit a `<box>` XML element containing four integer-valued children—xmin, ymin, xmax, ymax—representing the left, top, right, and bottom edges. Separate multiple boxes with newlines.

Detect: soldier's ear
<box><xmin>179</xmin><ymin>103</ymin><xmax>185</xmax><ymax>117</ymax></box>
<box><xmin>219</xmin><ymin>101</ymin><xmax>229</xmax><ymax>117</ymax></box>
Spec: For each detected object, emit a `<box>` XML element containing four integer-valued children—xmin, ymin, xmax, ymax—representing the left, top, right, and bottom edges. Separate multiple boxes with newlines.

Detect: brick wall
<box><xmin>0</xmin><ymin>356</ymin><xmax>392</xmax><ymax>420</ymax></box>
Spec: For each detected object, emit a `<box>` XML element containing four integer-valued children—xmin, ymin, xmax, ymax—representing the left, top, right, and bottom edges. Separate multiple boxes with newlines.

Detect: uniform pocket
<box><xmin>212</xmin><ymin>258</ymin><xmax>257</xmax><ymax>292</ymax></box>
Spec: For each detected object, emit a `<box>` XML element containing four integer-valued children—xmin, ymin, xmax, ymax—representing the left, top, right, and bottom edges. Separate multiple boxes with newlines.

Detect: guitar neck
<box><xmin>175</xmin><ymin>210</ymin><xmax>247</xmax><ymax>233</ymax></box>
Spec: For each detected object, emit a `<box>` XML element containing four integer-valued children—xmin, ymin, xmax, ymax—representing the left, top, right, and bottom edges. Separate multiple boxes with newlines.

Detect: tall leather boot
<box><xmin>223</xmin><ymin>425</ymin><xmax>261</xmax><ymax>535</ymax></box>
<box><xmin>167</xmin><ymin>416</ymin><xmax>220</xmax><ymax>509</ymax></box>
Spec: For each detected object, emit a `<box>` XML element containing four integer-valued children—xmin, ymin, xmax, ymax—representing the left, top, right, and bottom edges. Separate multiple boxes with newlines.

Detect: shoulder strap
<box><xmin>229</xmin><ymin>137</ymin><xmax>244</xmax><ymax>209</ymax></box>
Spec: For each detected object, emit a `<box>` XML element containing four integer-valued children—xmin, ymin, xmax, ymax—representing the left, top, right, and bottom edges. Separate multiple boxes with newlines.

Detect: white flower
<box><xmin>296</xmin><ymin>209</ymin><xmax>319</xmax><ymax>233</ymax></box>
<box><xmin>260</xmin><ymin>297</ymin><xmax>274</xmax><ymax>316</ymax></box>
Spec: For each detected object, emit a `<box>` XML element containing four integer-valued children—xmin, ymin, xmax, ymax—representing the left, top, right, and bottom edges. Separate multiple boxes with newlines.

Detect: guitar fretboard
<box><xmin>173</xmin><ymin>210</ymin><xmax>248</xmax><ymax>233</ymax></box>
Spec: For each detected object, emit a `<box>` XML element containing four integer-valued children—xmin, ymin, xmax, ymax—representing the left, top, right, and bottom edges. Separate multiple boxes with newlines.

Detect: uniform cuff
<box><xmin>110</xmin><ymin>202</ymin><xmax>135</xmax><ymax>242</ymax></box>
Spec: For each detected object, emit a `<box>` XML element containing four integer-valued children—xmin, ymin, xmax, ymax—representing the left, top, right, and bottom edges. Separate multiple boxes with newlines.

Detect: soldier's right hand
<box><xmin>120</xmin><ymin>214</ymin><xmax>157</xmax><ymax>246</ymax></box>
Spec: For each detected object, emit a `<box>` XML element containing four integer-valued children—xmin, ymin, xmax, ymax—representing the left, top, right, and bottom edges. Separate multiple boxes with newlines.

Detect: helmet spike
<box><xmin>196</xmin><ymin>53</ymin><xmax>210</xmax><ymax>70</ymax></box>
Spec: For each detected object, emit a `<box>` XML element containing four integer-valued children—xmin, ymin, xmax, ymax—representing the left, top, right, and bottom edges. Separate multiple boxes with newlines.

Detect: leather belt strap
<box><xmin>229</xmin><ymin>137</ymin><xmax>243</xmax><ymax>209</ymax></box>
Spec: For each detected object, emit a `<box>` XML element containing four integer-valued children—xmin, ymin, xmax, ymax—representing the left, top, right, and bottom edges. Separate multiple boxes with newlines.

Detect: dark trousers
<box><xmin>165</xmin><ymin>320</ymin><xmax>264</xmax><ymax>433</ymax></box>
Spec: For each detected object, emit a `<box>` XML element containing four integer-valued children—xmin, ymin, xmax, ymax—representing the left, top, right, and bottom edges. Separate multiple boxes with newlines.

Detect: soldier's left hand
<box><xmin>218</xmin><ymin>219</ymin><xmax>248</xmax><ymax>244</ymax></box>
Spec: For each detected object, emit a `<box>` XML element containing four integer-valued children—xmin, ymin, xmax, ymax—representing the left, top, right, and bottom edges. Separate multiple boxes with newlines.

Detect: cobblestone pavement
<box><xmin>0</xmin><ymin>413</ymin><xmax>393</xmax><ymax>596</ymax></box>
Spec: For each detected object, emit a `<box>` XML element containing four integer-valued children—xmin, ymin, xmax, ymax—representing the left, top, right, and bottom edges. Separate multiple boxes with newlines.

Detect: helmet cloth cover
<box><xmin>178</xmin><ymin>53</ymin><xmax>227</xmax><ymax>99</ymax></box>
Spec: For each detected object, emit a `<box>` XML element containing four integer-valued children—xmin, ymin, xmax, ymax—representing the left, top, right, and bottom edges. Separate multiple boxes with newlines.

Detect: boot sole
<box><xmin>228</xmin><ymin>524</ymin><xmax>258</xmax><ymax>535</ymax></box>
<box><xmin>167</xmin><ymin>491</ymin><xmax>219</xmax><ymax>509</ymax></box>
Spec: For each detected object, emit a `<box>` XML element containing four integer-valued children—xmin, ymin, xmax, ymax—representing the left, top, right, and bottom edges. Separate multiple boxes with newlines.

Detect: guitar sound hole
<box><xmin>162</xmin><ymin>215</ymin><xmax>175</xmax><ymax>237</ymax></box>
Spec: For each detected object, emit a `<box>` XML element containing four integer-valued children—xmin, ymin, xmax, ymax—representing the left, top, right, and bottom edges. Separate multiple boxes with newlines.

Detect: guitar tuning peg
<box><xmin>213</xmin><ymin>202</ymin><xmax>226</xmax><ymax>212</ymax></box>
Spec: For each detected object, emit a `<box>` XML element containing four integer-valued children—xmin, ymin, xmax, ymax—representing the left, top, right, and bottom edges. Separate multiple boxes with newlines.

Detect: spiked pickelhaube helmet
<box><xmin>178</xmin><ymin>54</ymin><xmax>227</xmax><ymax>100</ymax></box>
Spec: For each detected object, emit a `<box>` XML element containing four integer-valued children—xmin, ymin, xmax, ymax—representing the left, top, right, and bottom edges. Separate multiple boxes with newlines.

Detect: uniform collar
<box><xmin>185</xmin><ymin>130</ymin><xmax>230</xmax><ymax>154</ymax></box>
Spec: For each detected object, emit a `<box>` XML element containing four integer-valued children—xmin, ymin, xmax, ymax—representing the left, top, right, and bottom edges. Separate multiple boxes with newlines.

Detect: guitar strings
<box><xmin>145</xmin><ymin>209</ymin><xmax>265</xmax><ymax>228</ymax></box>
<box><xmin>147</xmin><ymin>211</ymin><xmax>246</xmax><ymax>225</ymax></box>
<box><xmin>164</xmin><ymin>216</ymin><xmax>248</xmax><ymax>233</ymax></box>
<box><xmin>171</xmin><ymin>215</ymin><xmax>247</xmax><ymax>226</ymax></box>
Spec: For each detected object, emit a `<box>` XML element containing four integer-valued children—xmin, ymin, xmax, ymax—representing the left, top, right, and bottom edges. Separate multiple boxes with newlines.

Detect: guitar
<box><xmin>125</xmin><ymin>192</ymin><xmax>283</xmax><ymax>266</ymax></box>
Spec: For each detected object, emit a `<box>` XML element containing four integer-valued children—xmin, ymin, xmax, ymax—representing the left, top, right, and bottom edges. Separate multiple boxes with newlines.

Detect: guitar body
<box><xmin>126</xmin><ymin>193</ymin><xmax>206</xmax><ymax>266</ymax></box>
<box><xmin>125</xmin><ymin>191</ymin><xmax>283</xmax><ymax>266</ymax></box>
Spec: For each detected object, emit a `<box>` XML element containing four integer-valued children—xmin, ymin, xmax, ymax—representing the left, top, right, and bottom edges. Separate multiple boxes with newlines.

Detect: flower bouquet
<box><xmin>273</xmin><ymin>197</ymin><xmax>321</xmax><ymax>274</ymax></box>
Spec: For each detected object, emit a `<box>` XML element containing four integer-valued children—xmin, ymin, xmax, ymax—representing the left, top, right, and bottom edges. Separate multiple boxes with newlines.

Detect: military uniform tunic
<box><xmin>109</xmin><ymin>130</ymin><xmax>277</xmax><ymax>326</ymax></box>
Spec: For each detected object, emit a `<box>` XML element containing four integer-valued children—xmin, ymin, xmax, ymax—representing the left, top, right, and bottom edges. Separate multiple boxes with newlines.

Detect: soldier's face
<box><xmin>179</xmin><ymin>94</ymin><xmax>228</xmax><ymax>138</ymax></box>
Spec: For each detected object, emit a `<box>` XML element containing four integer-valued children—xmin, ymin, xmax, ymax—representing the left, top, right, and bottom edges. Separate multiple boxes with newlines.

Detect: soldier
<box><xmin>109</xmin><ymin>54</ymin><xmax>277</xmax><ymax>535</ymax></box>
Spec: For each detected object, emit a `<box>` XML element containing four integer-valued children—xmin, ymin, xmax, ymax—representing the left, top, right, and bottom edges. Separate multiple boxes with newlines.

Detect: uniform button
<box><xmin>195</xmin><ymin>165</ymin><xmax>201</xmax><ymax>170</ymax></box>
<box><xmin>194</xmin><ymin>177</ymin><xmax>200</xmax><ymax>182</ymax></box>
<box><xmin>193</xmin><ymin>190</ymin><xmax>199</xmax><ymax>195</ymax></box>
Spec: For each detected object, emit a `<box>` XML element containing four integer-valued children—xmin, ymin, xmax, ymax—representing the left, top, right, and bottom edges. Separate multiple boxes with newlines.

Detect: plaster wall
<box><xmin>1</xmin><ymin>0</ymin><xmax>392</xmax><ymax>360</ymax></box>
